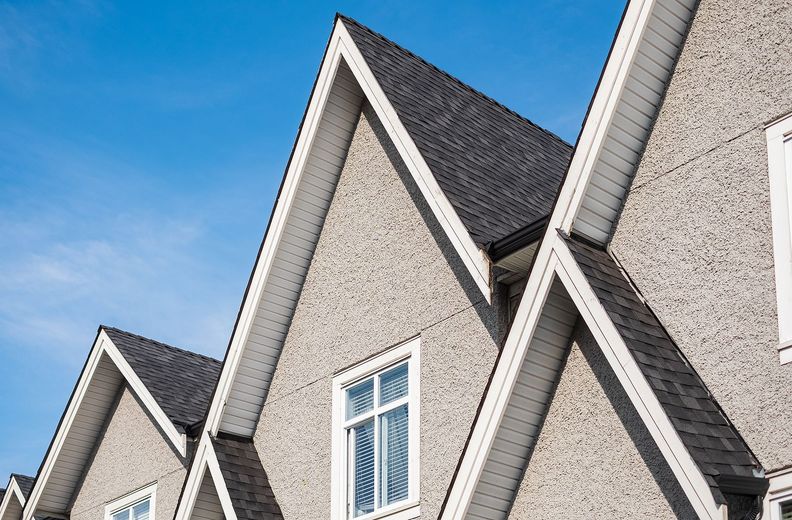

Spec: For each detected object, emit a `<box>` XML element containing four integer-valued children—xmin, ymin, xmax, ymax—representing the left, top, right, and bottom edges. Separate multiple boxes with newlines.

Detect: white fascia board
<box><xmin>0</xmin><ymin>478</ymin><xmax>26</xmax><ymax>520</ymax></box>
<box><xmin>553</xmin><ymin>0</ymin><xmax>656</xmax><ymax>235</ymax></box>
<box><xmin>440</xmin><ymin>232</ymin><xmax>560</xmax><ymax>519</ymax></box>
<box><xmin>23</xmin><ymin>331</ymin><xmax>187</xmax><ymax>520</ymax></box>
<box><xmin>335</xmin><ymin>21</ymin><xmax>492</xmax><ymax>300</ymax></box>
<box><xmin>552</xmin><ymin>238</ymin><xmax>725</xmax><ymax>520</ymax></box>
<box><xmin>205</xmin><ymin>18</ymin><xmax>492</xmax><ymax>437</ymax></box>
<box><xmin>100</xmin><ymin>330</ymin><xmax>188</xmax><ymax>456</ymax></box>
<box><xmin>174</xmin><ymin>433</ymin><xmax>237</xmax><ymax>520</ymax></box>
<box><xmin>765</xmin><ymin>112</ymin><xmax>792</xmax><ymax>361</ymax></box>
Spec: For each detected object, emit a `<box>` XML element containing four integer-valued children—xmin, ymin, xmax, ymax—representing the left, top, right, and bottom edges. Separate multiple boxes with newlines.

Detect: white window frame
<box><xmin>766</xmin><ymin>112</ymin><xmax>792</xmax><ymax>364</ymax></box>
<box><xmin>764</xmin><ymin>468</ymin><xmax>792</xmax><ymax>520</ymax></box>
<box><xmin>104</xmin><ymin>483</ymin><xmax>157</xmax><ymax>520</ymax></box>
<box><xmin>331</xmin><ymin>337</ymin><xmax>420</xmax><ymax>520</ymax></box>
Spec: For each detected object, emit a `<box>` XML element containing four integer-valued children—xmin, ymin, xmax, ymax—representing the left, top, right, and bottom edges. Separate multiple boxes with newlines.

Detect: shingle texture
<box><xmin>340</xmin><ymin>15</ymin><xmax>572</xmax><ymax>247</ymax></box>
<box><xmin>102</xmin><ymin>326</ymin><xmax>222</xmax><ymax>433</ymax></box>
<box><xmin>13</xmin><ymin>474</ymin><xmax>35</xmax><ymax>499</ymax></box>
<box><xmin>213</xmin><ymin>436</ymin><xmax>283</xmax><ymax>520</ymax></box>
<box><xmin>562</xmin><ymin>234</ymin><xmax>762</xmax><ymax>503</ymax></box>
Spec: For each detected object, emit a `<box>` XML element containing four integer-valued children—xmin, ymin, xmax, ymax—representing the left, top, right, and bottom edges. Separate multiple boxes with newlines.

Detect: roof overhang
<box><xmin>174</xmin><ymin>433</ymin><xmax>238</xmax><ymax>520</ymax></box>
<box><xmin>23</xmin><ymin>329</ymin><xmax>189</xmax><ymax>520</ymax></box>
<box><xmin>204</xmin><ymin>15</ymin><xmax>496</xmax><ymax>440</ymax></box>
<box><xmin>0</xmin><ymin>477</ymin><xmax>26</xmax><ymax>520</ymax></box>
<box><xmin>438</xmin><ymin>1</ymin><xmax>754</xmax><ymax>518</ymax></box>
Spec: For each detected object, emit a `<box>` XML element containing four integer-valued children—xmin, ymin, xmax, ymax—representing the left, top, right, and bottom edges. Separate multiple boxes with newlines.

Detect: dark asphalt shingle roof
<box><xmin>102</xmin><ymin>326</ymin><xmax>222</xmax><ymax>433</ymax></box>
<box><xmin>0</xmin><ymin>489</ymin><xmax>4</xmax><ymax>504</ymax></box>
<box><xmin>213</xmin><ymin>436</ymin><xmax>283</xmax><ymax>520</ymax></box>
<box><xmin>561</xmin><ymin>234</ymin><xmax>762</xmax><ymax>503</ymax></box>
<box><xmin>12</xmin><ymin>474</ymin><xmax>34</xmax><ymax>499</ymax></box>
<box><xmin>339</xmin><ymin>15</ymin><xmax>572</xmax><ymax>247</ymax></box>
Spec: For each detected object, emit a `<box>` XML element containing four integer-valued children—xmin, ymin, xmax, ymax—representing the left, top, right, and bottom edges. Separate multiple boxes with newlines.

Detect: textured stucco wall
<box><xmin>610</xmin><ymin>0</ymin><xmax>792</xmax><ymax>471</ymax></box>
<box><xmin>253</xmin><ymin>103</ymin><xmax>505</xmax><ymax>519</ymax></box>
<box><xmin>508</xmin><ymin>327</ymin><xmax>696</xmax><ymax>519</ymax></box>
<box><xmin>69</xmin><ymin>386</ymin><xmax>187</xmax><ymax>520</ymax></box>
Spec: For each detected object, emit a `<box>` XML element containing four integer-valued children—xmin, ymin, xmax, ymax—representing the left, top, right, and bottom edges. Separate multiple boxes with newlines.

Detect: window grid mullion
<box><xmin>373</xmin><ymin>373</ymin><xmax>380</xmax><ymax>511</ymax></box>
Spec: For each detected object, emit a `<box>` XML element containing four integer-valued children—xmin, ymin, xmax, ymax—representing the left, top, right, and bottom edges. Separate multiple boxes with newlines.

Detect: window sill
<box><xmin>354</xmin><ymin>501</ymin><xmax>420</xmax><ymax>520</ymax></box>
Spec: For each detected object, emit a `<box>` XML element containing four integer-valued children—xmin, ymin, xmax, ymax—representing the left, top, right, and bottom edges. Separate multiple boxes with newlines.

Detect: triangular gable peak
<box><xmin>174</xmin><ymin>433</ymin><xmax>283</xmax><ymax>520</ymax></box>
<box><xmin>23</xmin><ymin>327</ymin><xmax>220</xmax><ymax>520</ymax></box>
<box><xmin>204</xmin><ymin>14</ymin><xmax>570</xmax><ymax>440</ymax></box>
<box><xmin>441</xmin><ymin>1</ymin><xmax>768</xmax><ymax>519</ymax></box>
<box><xmin>0</xmin><ymin>475</ymin><xmax>33</xmax><ymax>520</ymax></box>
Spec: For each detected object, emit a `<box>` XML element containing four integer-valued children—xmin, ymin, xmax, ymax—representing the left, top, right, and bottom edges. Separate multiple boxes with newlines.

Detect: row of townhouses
<box><xmin>2</xmin><ymin>1</ymin><xmax>791</xmax><ymax>519</ymax></box>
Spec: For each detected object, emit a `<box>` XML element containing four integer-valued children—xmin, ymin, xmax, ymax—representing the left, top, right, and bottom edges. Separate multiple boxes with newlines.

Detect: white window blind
<box><xmin>332</xmin><ymin>338</ymin><xmax>420</xmax><ymax>520</ymax></box>
<box><xmin>781</xmin><ymin>501</ymin><xmax>792</xmax><ymax>520</ymax></box>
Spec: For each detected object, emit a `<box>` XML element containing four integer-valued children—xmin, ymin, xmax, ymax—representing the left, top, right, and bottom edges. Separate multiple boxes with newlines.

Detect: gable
<box><xmin>206</xmin><ymin>14</ymin><xmax>569</xmax><ymax>441</ymax></box>
<box><xmin>249</xmin><ymin>104</ymin><xmax>502</xmax><ymax>520</ymax></box>
<box><xmin>24</xmin><ymin>328</ymin><xmax>220</xmax><ymax>520</ymax></box>
<box><xmin>69</xmin><ymin>387</ymin><xmax>186</xmax><ymax>520</ymax></box>
<box><xmin>509</xmin><ymin>327</ymin><xmax>696</xmax><ymax>519</ymax></box>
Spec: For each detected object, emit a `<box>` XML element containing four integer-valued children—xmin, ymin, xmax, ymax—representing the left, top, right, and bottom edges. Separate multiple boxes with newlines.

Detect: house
<box><xmin>17</xmin><ymin>327</ymin><xmax>221</xmax><ymax>520</ymax></box>
<box><xmin>173</xmin><ymin>12</ymin><xmax>571</xmax><ymax>520</ymax></box>
<box><xmin>171</xmin><ymin>2</ymin><xmax>791</xmax><ymax>520</ymax></box>
<box><xmin>0</xmin><ymin>475</ymin><xmax>34</xmax><ymax>520</ymax></box>
<box><xmin>6</xmin><ymin>0</ymin><xmax>791</xmax><ymax>519</ymax></box>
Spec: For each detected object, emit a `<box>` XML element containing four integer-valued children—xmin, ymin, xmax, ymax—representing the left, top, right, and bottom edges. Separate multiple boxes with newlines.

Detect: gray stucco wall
<box><xmin>69</xmin><ymin>386</ymin><xmax>187</xmax><ymax>520</ymax></box>
<box><xmin>252</xmin><ymin>103</ymin><xmax>505</xmax><ymax>519</ymax></box>
<box><xmin>508</xmin><ymin>326</ymin><xmax>696</xmax><ymax>519</ymax></box>
<box><xmin>610</xmin><ymin>0</ymin><xmax>792</xmax><ymax>472</ymax></box>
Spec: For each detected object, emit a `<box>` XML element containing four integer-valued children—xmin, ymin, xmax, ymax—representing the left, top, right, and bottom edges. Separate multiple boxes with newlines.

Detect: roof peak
<box><xmin>100</xmin><ymin>325</ymin><xmax>221</xmax><ymax>365</ymax></box>
<box><xmin>335</xmin><ymin>13</ymin><xmax>571</xmax><ymax>149</ymax></box>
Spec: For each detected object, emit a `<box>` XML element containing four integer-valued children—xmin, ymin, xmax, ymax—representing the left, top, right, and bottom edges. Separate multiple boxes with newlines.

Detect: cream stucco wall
<box><xmin>252</xmin><ymin>103</ymin><xmax>506</xmax><ymax>519</ymax></box>
<box><xmin>610</xmin><ymin>0</ymin><xmax>792</xmax><ymax>472</ymax></box>
<box><xmin>508</xmin><ymin>326</ymin><xmax>696</xmax><ymax>519</ymax></box>
<box><xmin>69</xmin><ymin>386</ymin><xmax>187</xmax><ymax>520</ymax></box>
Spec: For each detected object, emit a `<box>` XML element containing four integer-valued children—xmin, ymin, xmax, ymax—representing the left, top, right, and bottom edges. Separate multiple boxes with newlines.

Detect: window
<box><xmin>765</xmin><ymin>469</ymin><xmax>792</xmax><ymax>520</ymax></box>
<box><xmin>765</xmin><ymin>113</ymin><xmax>792</xmax><ymax>364</ymax></box>
<box><xmin>332</xmin><ymin>338</ymin><xmax>420</xmax><ymax>520</ymax></box>
<box><xmin>105</xmin><ymin>484</ymin><xmax>156</xmax><ymax>520</ymax></box>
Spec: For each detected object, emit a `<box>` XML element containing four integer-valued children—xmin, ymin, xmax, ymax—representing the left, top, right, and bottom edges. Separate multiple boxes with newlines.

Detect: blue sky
<box><xmin>0</xmin><ymin>1</ymin><xmax>624</xmax><ymax>480</ymax></box>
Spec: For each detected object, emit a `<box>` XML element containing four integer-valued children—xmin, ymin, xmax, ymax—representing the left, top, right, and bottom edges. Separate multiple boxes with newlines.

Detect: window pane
<box><xmin>379</xmin><ymin>363</ymin><xmax>408</xmax><ymax>405</ymax></box>
<box><xmin>352</xmin><ymin>420</ymin><xmax>375</xmax><ymax>517</ymax></box>
<box><xmin>346</xmin><ymin>379</ymin><xmax>374</xmax><ymax>420</ymax></box>
<box><xmin>781</xmin><ymin>500</ymin><xmax>792</xmax><ymax>520</ymax></box>
<box><xmin>379</xmin><ymin>404</ymin><xmax>409</xmax><ymax>507</ymax></box>
<box><xmin>132</xmin><ymin>499</ymin><xmax>150</xmax><ymax>520</ymax></box>
<box><xmin>112</xmin><ymin>510</ymin><xmax>130</xmax><ymax>520</ymax></box>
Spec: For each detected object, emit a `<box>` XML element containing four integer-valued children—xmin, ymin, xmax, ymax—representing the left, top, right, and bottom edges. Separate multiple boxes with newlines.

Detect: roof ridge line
<box><xmin>336</xmin><ymin>13</ymin><xmax>572</xmax><ymax>148</ymax></box>
<box><xmin>100</xmin><ymin>325</ymin><xmax>221</xmax><ymax>364</ymax></box>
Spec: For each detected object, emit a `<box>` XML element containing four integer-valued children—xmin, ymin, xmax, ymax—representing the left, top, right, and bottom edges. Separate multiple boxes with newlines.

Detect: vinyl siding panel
<box><xmin>573</xmin><ymin>0</ymin><xmax>696</xmax><ymax>244</ymax></box>
<box><xmin>219</xmin><ymin>60</ymin><xmax>365</xmax><ymax>437</ymax></box>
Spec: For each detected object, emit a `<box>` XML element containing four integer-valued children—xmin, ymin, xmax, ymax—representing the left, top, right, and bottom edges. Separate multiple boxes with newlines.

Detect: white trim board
<box><xmin>441</xmin><ymin>232</ymin><xmax>727</xmax><ymax>520</ymax></box>
<box><xmin>173</xmin><ymin>433</ymin><xmax>237</xmax><ymax>520</ymax></box>
<box><xmin>205</xmin><ymin>15</ymin><xmax>493</xmax><ymax>441</ymax></box>
<box><xmin>765</xmin><ymin>112</ymin><xmax>792</xmax><ymax>363</ymax></box>
<box><xmin>104</xmin><ymin>482</ymin><xmax>157</xmax><ymax>520</ymax></box>
<box><xmin>331</xmin><ymin>337</ymin><xmax>421</xmax><ymax>520</ymax></box>
<box><xmin>0</xmin><ymin>476</ymin><xmax>27</xmax><ymax>520</ymax></box>
<box><xmin>23</xmin><ymin>329</ymin><xmax>188</xmax><ymax>520</ymax></box>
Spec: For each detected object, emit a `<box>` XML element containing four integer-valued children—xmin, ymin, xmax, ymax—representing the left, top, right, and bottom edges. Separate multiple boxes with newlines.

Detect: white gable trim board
<box><xmin>0</xmin><ymin>477</ymin><xmax>26</xmax><ymax>520</ymax></box>
<box><xmin>205</xmin><ymin>16</ymin><xmax>493</xmax><ymax>440</ymax></box>
<box><xmin>765</xmin><ymin>111</ymin><xmax>792</xmax><ymax>364</ymax></box>
<box><xmin>440</xmin><ymin>1</ymin><xmax>722</xmax><ymax>518</ymax></box>
<box><xmin>23</xmin><ymin>329</ymin><xmax>188</xmax><ymax>520</ymax></box>
<box><xmin>174</xmin><ymin>434</ymin><xmax>237</xmax><ymax>520</ymax></box>
<box><xmin>555</xmin><ymin>0</ymin><xmax>696</xmax><ymax>244</ymax></box>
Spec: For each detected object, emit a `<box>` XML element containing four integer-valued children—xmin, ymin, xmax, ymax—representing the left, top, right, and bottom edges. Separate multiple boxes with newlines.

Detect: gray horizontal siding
<box><xmin>574</xmin><ymin>0</ymin><xmax>695</xmax><ymax>244</ymax></box>
<box><xmin>467</xmin><ymin>279</ymin><xmax>578</xmax><ymax>519</ymax></box>
<box><xmin>219</xmin><ymin>60</ymin><xmax>365</xmax><ymax>437</ymax></box>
